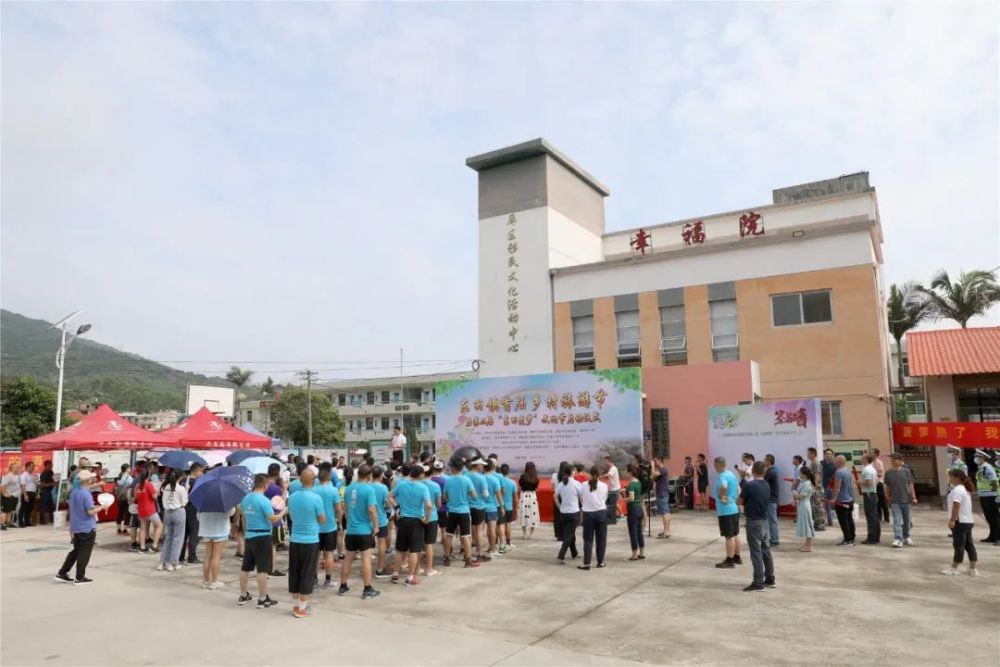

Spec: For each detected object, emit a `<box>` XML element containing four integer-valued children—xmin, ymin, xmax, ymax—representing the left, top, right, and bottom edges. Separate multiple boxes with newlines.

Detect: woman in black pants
<box><xmin>942</xmin><ymin>470</ymin><xmax>979</xmax><ymax>576</ymax></box>
<box><xmin>624</xmin><ymin>464</ymin><xmax>645</xmax><ymax>560</ymax></box>
<box><xmin>579</xmin><ymin>466</ymin><xmax>608</xmax><ymax>570</ymax></box>
<box><xmin>555</xmin><ymin>462</ymin><xmax>581</xmax><ymax>563</ymax></box>
<box><xmin>551</xmin><ymin>460</ymin><xmax>567</xmax><ymax>541</ymax></box>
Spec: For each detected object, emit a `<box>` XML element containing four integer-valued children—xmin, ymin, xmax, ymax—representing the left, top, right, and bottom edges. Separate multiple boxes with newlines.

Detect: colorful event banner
<box><xmin>707</xmin><ymin>399</ymin><xmax>822</xmax><ymax>506</ymax></box>
<box><xmin>893</xmin><ymin>421</ymin><xmax>1000</xmax><ymax>447</ymax></box>
<box><xmin>435</xmin><ymin>369</ymin><xmax>643</xmax><ymax>474</ymax></box>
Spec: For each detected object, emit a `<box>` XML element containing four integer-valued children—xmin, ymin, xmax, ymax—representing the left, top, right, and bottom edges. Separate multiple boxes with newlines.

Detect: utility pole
<box><xmin>297</xmin><ymin>369</ymin><xmax>319</xmax><ymax>447</ymax></box>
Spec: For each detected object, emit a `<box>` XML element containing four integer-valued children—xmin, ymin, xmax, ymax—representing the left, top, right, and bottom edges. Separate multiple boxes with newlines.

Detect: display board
<box><xmin>707</xmin><ymin>399</ymin><xmax>822</xmax><ymax>506</ymax></box>
<box><xmin>435</xmin><ymin>369</ymin><xmax>643</xmax><ymax>474</ymax></box>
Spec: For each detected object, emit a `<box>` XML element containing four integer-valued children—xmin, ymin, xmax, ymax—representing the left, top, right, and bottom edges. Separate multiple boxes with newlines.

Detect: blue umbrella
<box><xmin>238</xmin><ymin>456</ymin><xmax>277</xmax><ymax>476</ymax></box>
<box><xmin>226</xmin><ymin>449</ymin><xmax>267</xmax><ymax>465</ymax></box>
<box><xmin>158</xmin><ymin>450</ymin><xmax>207</xmax><ymax>470</ymax></box>
<box><xmin>188</xmin><ymin>466</ymin><xmax>255</xmax><ymax>513</ymax></box>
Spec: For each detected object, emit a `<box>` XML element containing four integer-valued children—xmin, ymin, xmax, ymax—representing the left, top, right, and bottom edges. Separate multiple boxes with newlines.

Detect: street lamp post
<box><xmin>49</xmin><ymin>311</ymin><xmax>92</xmax><ymax>430</ymax></box>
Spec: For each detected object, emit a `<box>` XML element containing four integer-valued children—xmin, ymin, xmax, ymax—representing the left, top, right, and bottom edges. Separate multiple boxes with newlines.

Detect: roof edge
<box><xmin>466</xmin><ymin>138</ymin><xmax>610</xmax><ymax>196</ymax></box>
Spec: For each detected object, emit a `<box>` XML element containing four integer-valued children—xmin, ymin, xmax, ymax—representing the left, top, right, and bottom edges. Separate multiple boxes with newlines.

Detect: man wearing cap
<box><xmin>946</xmin><ymin>445</ymin><xmax>968</xmax><ymax>488</ymax></box>
<box><xmin>466</xmin><ymin>458</ymin><xmax>491</xmax><ymax>562</ymax></box>
<box><xmin>884</xmin><ymin>452</ymin><xmax>917</xmax><ymax>547</ymax></box>
<box><xmin>55</xmin><ymin>470</ymin><xmax>103</xmax><ymax>584</ymax></box>
<box><xmin>973</xmin><ymin>449</ymin><xmax>999</xmax><ymax>544</ymax></box>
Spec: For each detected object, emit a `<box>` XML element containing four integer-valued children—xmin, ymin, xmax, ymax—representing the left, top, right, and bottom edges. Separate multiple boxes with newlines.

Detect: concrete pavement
<box><xmin>1</xmin><ymin>507</ymin><xmax>997</xmax><ymax>666</ymax></box>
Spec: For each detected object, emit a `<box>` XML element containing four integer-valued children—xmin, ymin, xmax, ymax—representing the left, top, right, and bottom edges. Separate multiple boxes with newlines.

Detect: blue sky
<box><xmin>2</xmin><ymin>2</ymin><xmax>997</xmax><ymax>383</ymax></box>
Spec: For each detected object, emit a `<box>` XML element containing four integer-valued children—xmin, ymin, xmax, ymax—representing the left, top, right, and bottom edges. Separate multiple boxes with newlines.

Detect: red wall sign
<box><xmin>893</xmin><ymin>421</ymin><xmax>1000</xmax><ymax>447</ymax></box>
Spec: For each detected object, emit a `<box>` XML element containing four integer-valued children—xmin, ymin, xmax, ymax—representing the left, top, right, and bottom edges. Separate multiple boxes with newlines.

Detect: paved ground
<box><xmin>2</xmin><ymin>506</ymin><xmax>997</xmax><ymax>666</ymax></box>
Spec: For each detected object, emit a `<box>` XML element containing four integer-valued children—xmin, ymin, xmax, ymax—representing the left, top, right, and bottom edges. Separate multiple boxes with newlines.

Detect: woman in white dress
<box><xmin>518</xmin><ymin>461</ymin><xmax>541</xmax><ymax>539</ymax></box>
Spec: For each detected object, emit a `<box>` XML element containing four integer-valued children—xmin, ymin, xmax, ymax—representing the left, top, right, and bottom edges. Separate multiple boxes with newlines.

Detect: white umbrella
<box><xmin>200</xmin><ymin>450</ymin><xmax>231</xmax><ymax>467</ymax></box>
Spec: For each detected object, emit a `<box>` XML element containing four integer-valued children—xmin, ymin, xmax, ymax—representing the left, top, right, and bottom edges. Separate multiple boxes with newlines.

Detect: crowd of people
<box><xmin>7</xmin><ymin>442</ymin><xmax>996</xmax><ymax>608</ymax></box>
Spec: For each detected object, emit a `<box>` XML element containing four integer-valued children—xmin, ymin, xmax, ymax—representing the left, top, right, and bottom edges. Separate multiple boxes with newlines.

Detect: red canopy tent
<box><xmin>159</xmin><ymin>407</ymin><xmax>271</xmax><ymax>450</ymax></box>
<box><xmin>23</xmin><ymin>404</ymin><xmax>180</xmax><ymax>452</ymax></box>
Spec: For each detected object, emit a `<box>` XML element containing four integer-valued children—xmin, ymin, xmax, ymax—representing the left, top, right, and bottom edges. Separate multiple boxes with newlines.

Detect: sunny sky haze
<box><xmin>2</xmin><ymin>2</ymin><xmax>997</xmax><ymax>383</ymax></box>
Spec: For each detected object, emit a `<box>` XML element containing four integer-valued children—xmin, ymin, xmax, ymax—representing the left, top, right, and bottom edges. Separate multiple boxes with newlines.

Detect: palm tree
<box><xmin>225</xmin><ymin>366</ymin><xmax>254</xmax><ymax>424</ymax></box>
<box><xmin>261</xmin><ymin>377</ymin><xmax>276</xmax><ymax>397</ymax></box>
<box><xmin>915</xmin><ymin>269</ymin><xmax>1000</xmax><ymax>328</ymax></box>
<box><xmin>886</xmin><ymin>282</ymin><xmax>930</xmax><ymax>388</ymax></box>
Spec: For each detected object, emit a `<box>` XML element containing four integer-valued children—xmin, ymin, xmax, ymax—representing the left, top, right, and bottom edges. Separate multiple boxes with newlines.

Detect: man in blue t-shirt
<box><xmin>314</xmin><ymin>464</ymin><xmax>344</xmax><ymax>589</ymax></box>
<box><xmin>389</xmin><ymin>466</ymin><xmax>432</xmax><ymax>585</ymax></box>
<box><xmin>55</xmin><ymin>470</ymin><xmax>102</xmax><ymax>585</ymax></box>
<box><xmin>712</xmin><ymin>457</ymin><xmax>743</xmax><ymax>569</ymax></box>
<box><xmin>263</xmin><ymin>463</ymin><xmax>287</xmax><ymax>576</ymax></box>
<box><xmin>499</xmin><ymin>464</ymin><xmax>517</xmax><ymax>552</ymax></box>
<box><xmin>483</xmin><ymin>461</ymin><xmax>503</xmax><ymax>558</ymax></box>
<box><xmin>421</xmin><ymin>467</ymin><xmax>443</xmax><ymax>576</ymax></box>
<box><xmin>466</xmin><ymin>460</ymin><xmax>490</xmax><ymax>562</ymax></box>
<box><xmin>238</xmin><ymin>473</ymin><xmax>287</xmax><ymax>608</ymax></box>
<box><xmin>740</xmin><ymin>462</ymin><xmax>775</xmax><ymax>592</ymax></box>
<box><xmin>370</xmin><ymin>466</ymin><xmax>391</xmax><ymax>579</ymax></box>
<box><xmin>286</xmin><ymin>469</ymin><xmax>325</xmax><ymax>618</ymax></box>
<box><xmin>339</xmin><ymin>465</ymin><xmax>381</xmax><ymax>600</ymax></box>
<box><xmin>830</xmin><ymin>455</ymin><xmax>858</xmax><ymax>546</ymax></box>
<box><xmin>443</xmin><ymin>460</ymin><xmax>478</xmax><ymax>568</ymax></box>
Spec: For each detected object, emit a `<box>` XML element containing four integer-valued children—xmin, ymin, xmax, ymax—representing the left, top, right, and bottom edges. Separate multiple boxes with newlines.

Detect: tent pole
<box><xmin>52</xmin><ymin>447</ymin><xmax>69</xmax><ymax>534</ymax></box>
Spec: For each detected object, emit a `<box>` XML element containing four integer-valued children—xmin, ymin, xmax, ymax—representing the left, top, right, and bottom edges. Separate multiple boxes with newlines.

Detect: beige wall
<box><xmin>638</xmin><ymin>291</ymin><xmax>661</xmax><ymax>367</ymax></box>
<box><xmin>553</xmin><ymin>302</ymin><xmax>573</xmax><ymax>372</ymax></box>
<box><xmin>925</xmin><ymin>375</ymin><xmax>957</xmax><ymax>496</ymax></box>
<box><xmin>593</xmin><ymin>297</ymin><xmax>617</xmax><ymax>369</ymax></box>
<box><xmin>684</xmin><ymin>285</ymin><xmax>712</xmax><ymax>364</ymax></box>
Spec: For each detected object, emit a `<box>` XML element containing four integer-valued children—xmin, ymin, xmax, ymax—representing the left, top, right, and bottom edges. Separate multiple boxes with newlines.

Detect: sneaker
<box><xmin>940</xmin><ymin>568</ymin><xmax>958</xmax><ymax>576</ymax></box>
<box><xmin>836</xmin><ymin>541</ymin><xmax>850</xmax><ymax>546</ymax></box>
<box><xmin>742</xmin><ymin>583</ymin><xmax>764</xmax><ymax>592</ymax></box>
<box><xmin>732</xmin><ymin>555</ymin><xmax>743</xmax><ymax>565</ymax></box>
<box><xmin>442</xmin><ymin>555</ymin><xmax>451</xmax><ymax>567</ymax></box>
<box><xmin>275</xmin><ymin>543</ymin><xmax>288</xmax><ymax>552</ymax></box>
<box><xmin>477</xmin><ymin>554</ymin><xmax>492</xmax><ymax>562</ymax></box>
<box><xmin>763</xmin><ymin>579</ymin><xmax>776</xmax><ymax>588</ymax></box>
<box><xmin>892</xmin><ymin>540</ymin><xmax>902</xmax><ymax>548</ymax></box>
<box><xmin>490</xmin><ymin>550</ymin><xmax>501</xmax><ymax>558</ymax></box>
<box><xmin>425</xmin><ymin>569</ymin><xmax>440</xmax><ymax>577</ymax></box>
<box><xmin>361</xmin><ymin>587</ymin><xmax>380</xmax><ymax>600</ymax></box>
<box><xmin>268</xmin><ymin>570</ymin><xmax>286</xmax><ymax>578</ymax></box>
<box><xmin>374</xmin><ymin>569</ymin><xmax>391</xmax><ymax>580</ymax></box>
<box><xmin>257</xmin><ymin>596</ymin><xmax>278</xmax><ymax>608</ymax></box>
<box><xmin>391</xmin><ymin>574</ymin><xmax>400</xmax><ymax>584</ymax></box>
<box><xmin>715</xmin><ymin>558</ymin><xmax>735</xmax><ymax>569</ymax></box>
<box><xmin>187</xmin><ymin>557</ymin><xmax>201</xmax><ymax>564</ymax></box>
<box><xmin>465</xmin><ymin>559</ymin><xmax>480</xmax><ymax>568</ymax></box>
<box><xmin>73</xmin><ymin>577</ymin><xmax>93</xmax><ymax>585</ymax></box>
<box><xmin>208</xmin><ymin>581</ymin><xmax>225</xmax><ymax>590</ymax></box>
<box><xmin>234</xmin><ymin>552</ymin><xmax>244</xmax><ymax>559</ymax></box>
<box><xmin>337</xmin><ymin>584</ymin><xmax>350</xmax><ymax>596</ymax></box>
<box><xmin>201</xmin><ymin>581</ymin><xmax>212</xmax><ymax>589</ymax></box>
<box><xmin>968</xmin><ymin>569</ymin><xmax>980</xmax><ymax>577</ymax></box>
<box><xmin>129</xmin><ymin>545</ymin><xmax>141</xmax><ymax>553</ymax></box>
<box><xmin>156</xmin><ymin>563</ymin><xmax>166</xmax><ymax>571</ymax></box>
<box><xmin>238</xmin><ymin>592</ymin><xmax>253</xmax><ymax>606</ymax></box>
<box><xmin>904</xmin><ymin>538</ymin><xmax>914</xmax><ymax>546</ymax></box>
<box><xmin>165</xmin><ymin>564</ymin><xmax>176</xmax><ymax>572</ymax></box>
<box><xmin>405</xmin><ymin>575</ymin><xmax>421</xmax><ymax>586</ymax></box>
<box><xmin>385</xmin><ymin>548</ymin><xmax>396</xmax><ymax>556</ymax></box>
<box><xmin>321</xmin><ymin>579</ymin><xmax>335</xmax><ymax>589</ymax></box>
<box><xmin>54</xmin><ymin>572</ymin><xmax>73</xmax><ymax>584</ymax></box>
<box><xmin>292</xmin><ymin>606</ymin><xmax>311</xmax><ymax>618</ymax></box>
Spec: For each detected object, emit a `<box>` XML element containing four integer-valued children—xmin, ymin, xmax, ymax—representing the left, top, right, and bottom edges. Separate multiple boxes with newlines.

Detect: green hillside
<box><xmin>1</xmin><ymin>310</ymin><xmax>231</xmax><ymax>412</ymax></box>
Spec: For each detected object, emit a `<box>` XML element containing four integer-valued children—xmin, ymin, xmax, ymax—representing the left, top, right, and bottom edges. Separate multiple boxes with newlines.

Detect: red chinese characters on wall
<box><xmin>774</xmin><ymin>407</ymin><xmax>807</xmax><ymax>428</ymax></box>
<box><xmin>739</xmin><ymin>211</ymin><xmax>764</xmax><ymax>238</ymax></box>
<box><xmin>682</xmin><ymin>221</ymin><xmax>706</xmax><ymax>246</ymax></box>
<box><xmin>630</xmin><ymin>228</ymin><xmax>652</xmax><ymax>255</ymax></box>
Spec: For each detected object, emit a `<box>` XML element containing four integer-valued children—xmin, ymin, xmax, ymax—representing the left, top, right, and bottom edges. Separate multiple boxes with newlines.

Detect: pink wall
<box><xmin>642</xmin><ymin>361</ymin><xmax>755</xmax><ymax>468</ymax></box>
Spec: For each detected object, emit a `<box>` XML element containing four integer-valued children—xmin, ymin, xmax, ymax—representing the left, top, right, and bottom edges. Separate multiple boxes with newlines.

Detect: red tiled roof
<box><xmin>906</xmin><ymin>327</ymin><xmax>1000</xmax><ymax>376</ymax></box>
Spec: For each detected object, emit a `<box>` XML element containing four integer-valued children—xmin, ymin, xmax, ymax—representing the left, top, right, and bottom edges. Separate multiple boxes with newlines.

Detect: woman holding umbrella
<box><xmin>190</xmin><ymin>466</ymin><xmax>255</xmax><ymax>590</ymax></box>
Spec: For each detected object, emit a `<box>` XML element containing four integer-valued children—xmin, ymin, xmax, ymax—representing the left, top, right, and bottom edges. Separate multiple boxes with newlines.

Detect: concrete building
<box><xmin>119</xmin><ymin>410</ymin><xmax>181</xmax><ymax>432</ymax></box>
<box><xmin>239</xmin><ymin>399</ymin><xmax>275</xmax><ymax>435</ymax></box>
<box><xmin>318</xmin><ymin>372</ymin><xmax>474</xmax><ymax>454</ymax></box>
<box><xmin>899</xmin><ymin>327</ymin><xmax>1000</xmax><ymax>497</ymax></box>
<box><xmin>467</xmin><ymin>138</ymin><xmax>893</xmax><ymax>463</ymax></box>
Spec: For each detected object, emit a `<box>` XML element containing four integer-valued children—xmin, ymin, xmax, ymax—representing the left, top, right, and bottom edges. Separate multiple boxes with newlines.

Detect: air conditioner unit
<box><xmin>659</xmin><ymin>336</ymin><xmax>687</xmax><ymax>352</ymax></box>
<box><xmin>617</xmin><ymin>341</ymin><xmax>641</xmax><ymax>358</ymax></box>
<box><xmin>711</xmin><ymin>333</ymin><xmax>739</xmax><ymax>349</ymax></box>
<box><xmin>574</xmin><ymin>346</ymin><xmax>595</xmax><ymax>362</ymax></box>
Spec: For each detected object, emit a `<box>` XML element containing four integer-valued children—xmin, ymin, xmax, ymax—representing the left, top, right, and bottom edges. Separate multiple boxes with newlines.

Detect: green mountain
<box><xmin>1</xmin><ymin>310</ymin><xmax>232</xmax><ymax>413</ymax></box>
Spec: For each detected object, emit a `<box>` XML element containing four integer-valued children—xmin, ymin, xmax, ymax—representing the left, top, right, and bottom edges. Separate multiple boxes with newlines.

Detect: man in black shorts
<box><xmin>713</xmin><ymin>456</ymin><xmax>743</xmax><ymax>569</ymax></box>
<box><xmin>339</xmin><ymin>465</ymin><xmax>382</xmax><ymax>600</ymax></box>
<box><xmin>286</xmin><ymin>469</ymin><xmax>326</xmax><ymax>618</ymax></box>
<box><xmin>238</xmin><ymin>474</ymin><xmax>286</xmax><ymax>609</ymax></box>
<box><xmin>390</xmin><ymin>465</ymin><xmax>432</xmax><ymax>585</ymax></box>
<box><xmin>442</xmin><ymin>460</ymin><xmax>478</xmax><ymax>568</ymax></box>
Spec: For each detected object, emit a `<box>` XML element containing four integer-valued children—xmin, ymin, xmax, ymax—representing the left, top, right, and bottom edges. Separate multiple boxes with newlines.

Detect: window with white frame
<box><xmin>616</xmin><ymin>309</ymin><xmax>641</xmax><ymax>364</ymax></box>
<box><xmin>365</xmin><ymin>417</ymin><xmax>374</xmax><ymax>431</ymax></box>
<box><xmin>381</xmin><ymin>417</ymin><xmax>390</xmax><ymax>430</ymax></box>
<box><xmin>710</xmin><ymin>299</ymin><xmax>739</xmax><ymax>361</ymax></box>
<box><xmin>573</xmin><ymin>315</ymin><xmax>595</xmax><ymax>369</ymax></box>
<box><xmin>771</xmin><ymin>290</ymin><xmax>833</xmax><ymax>327</ymax></box>
<box><xmin>660</xmin><ymin>304</ymin><xmax>686</xmax><ymax>365</ymax></box>
<box><xmin>821</xmin><ymin>401</ymin><xmax>842</xmax><ymax>436</ymax></box>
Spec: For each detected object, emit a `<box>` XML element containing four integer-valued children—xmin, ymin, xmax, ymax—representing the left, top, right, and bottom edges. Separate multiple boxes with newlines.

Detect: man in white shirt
<box><xmin>390</xmin><ymin>427</ymin><xmax>407</xmax><ymax>463</ymax></box>
<box><xmin>19</xmin><ymin>462</ymin><xmax>40</xmax><ymax>527</ymax></box>
<box><xmin>2</xmin><ymin>462</ymin><xmax>23</xmax><ymax>530</ymax></box>
<box><xmin>860</xmin><ymin>453</ymin><xmax>881</xmax><ymax>545</ymax></box>
<box><xmin>604</xmin><ymin>456</ymin><xmax>621</xmax><ymax>519</ymax></box>
<box><xmin>555</xmin><ymin>470</ymin><xmax>582</xmax><ymax>563</ymax></box>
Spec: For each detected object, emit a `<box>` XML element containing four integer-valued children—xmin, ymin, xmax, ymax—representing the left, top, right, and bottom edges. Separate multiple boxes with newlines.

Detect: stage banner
<box><xmin>707</xmin><ymin>399</ymin><xmax>822</xmax><ymax>506</ymax></box>
<box><xmin>435</xmin><ymin>369</ymin><xmax>643</xmax><ymax>474</ymax></box>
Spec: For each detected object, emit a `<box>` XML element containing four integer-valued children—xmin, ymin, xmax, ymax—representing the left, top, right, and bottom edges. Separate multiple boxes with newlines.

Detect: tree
<box><xmin>271</xmin><ymin>387</ymin><xmax>344</xmax><ymax>446</ymax></box>
<box><xmin>915</xmin><ymin>269</ymin><xmax>1000</xmax><ymax>329</ymax></box>
<box><xmin>225</xmin><ymin>366</ymin><xmax>254</xmax><ymax>424</ymax></box>
<box><xmin>1</xmin><ymin>377</ymin><xmax>60</xmax><ymax>445</ymax></box>
<box><xmin>260</xmin><ymin>377</ymin><xmax>276</xmax><ymax>397</ymax></box>
<box><xmin>886</xmin><ymin>282</ymin><xmax>930</xmax><ymax>388</ymax></box>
